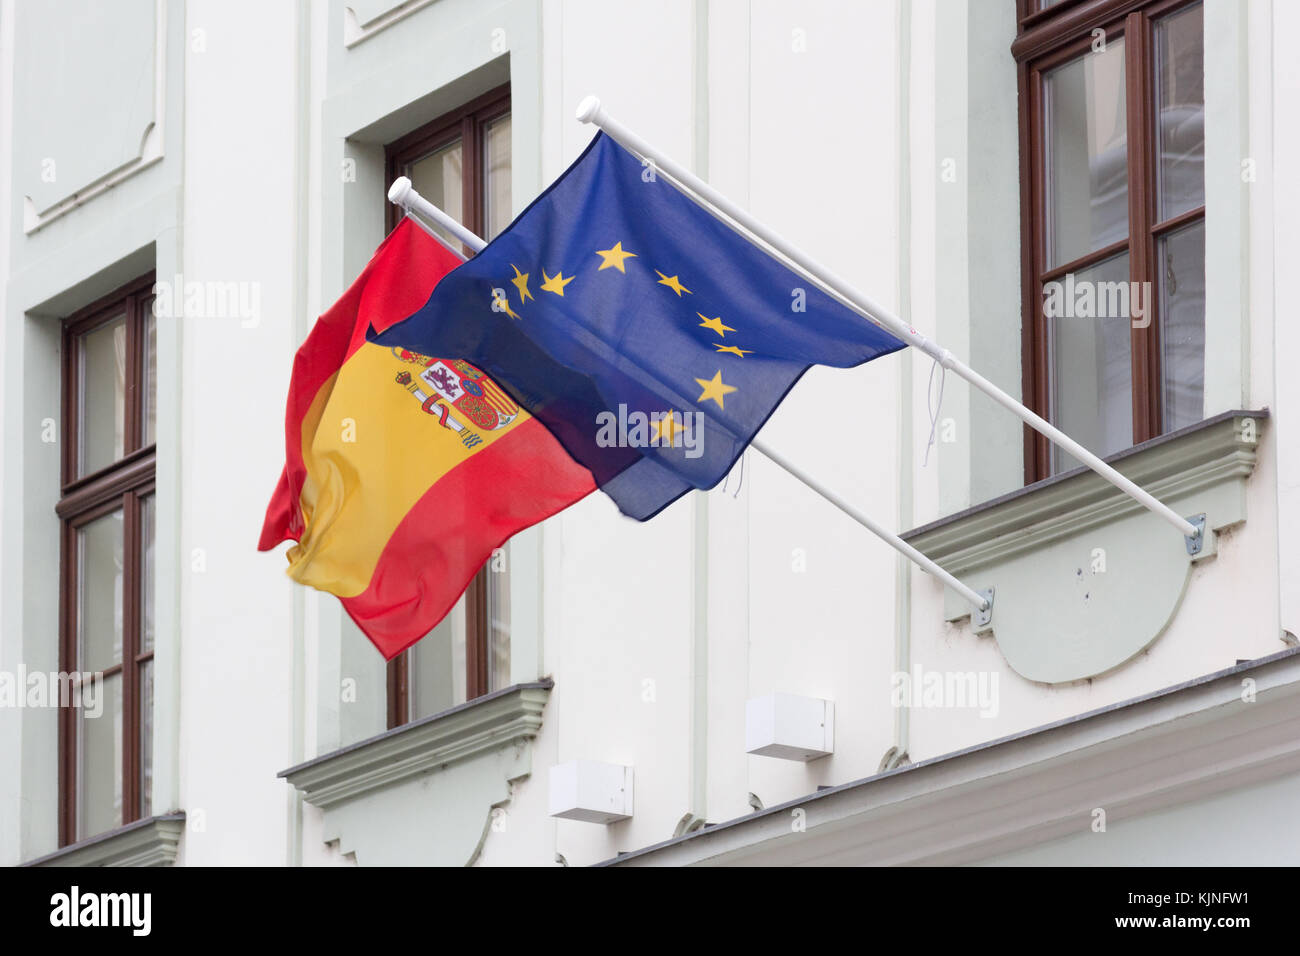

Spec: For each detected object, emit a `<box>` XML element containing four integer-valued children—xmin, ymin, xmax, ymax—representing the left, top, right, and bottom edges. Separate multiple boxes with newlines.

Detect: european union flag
<box><xmin>374</xmin><ymin>132</ymin><xmax>906</xmax><ymax>520</ymax></box>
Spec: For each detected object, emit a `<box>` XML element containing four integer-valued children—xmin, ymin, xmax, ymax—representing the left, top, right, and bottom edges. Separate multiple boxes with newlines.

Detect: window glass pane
<box><xmin>488</xmin><ymin>546</ymin><xmax>510</xmax><ymax>691</ymax></box>
<box><xmin>78</xmin><ymin>671</ymin><xmax>122</xmax><ymax>839</ymax></box>
<box><xmin>1047</xmin><ymin>251</ymin><xmax>1133</xmax><ymax>473</ymax></box>
<box><xmin>78</xmin><ymin>509</ymin><xmax>124</xmax><ymax>673</ymax></box>
<box><xmin>484</xmin><ymin>113</ymin><xmax>512</xmax><ymax>240</ymax></box>
<box><xmin>1155</xmin><ymin>3</ymin><xmax>1204</xmax><ymax>222</ymax></box>
<box><xmin>144</xmin><ymin>302</ymin><xmax>157</xmax><ymax>446</ymax></box>
<box><xmin>1159</xmin><ymin>219</ymin><xmax>1206</xmax><ymax>433</ymax></box>
<box><xmin>408</xmin><ymin>592</ymin><xmax>468</xmax><ymax>721</ymax></box>
<box><xmin>139</xmin><ymin>659</ymin><xmax>153</xmax><ymax>818</ymax></box>
<box><xmin>80</xmin><ymin>315</ymin><xmax>127</xmax><ymax>476</ymax></box>
<box><xmin>407</xmin><ymin>139</ymin><xmax>464</xmax><ymax>249</ymax></box>
<box><xmin>1045</xmin><ymin>38</ymin><xmax>1127</xmax><ymax>268</ymax></box>
<box><xmin>142</xmin><ymin>494</ymin><xmax>155</xmax><ymax>654</ymax></box>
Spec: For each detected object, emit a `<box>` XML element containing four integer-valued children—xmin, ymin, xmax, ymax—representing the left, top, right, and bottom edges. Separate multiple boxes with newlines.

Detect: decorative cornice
<box><xmin>22</xmin><ymin>0</ymin><xmax>167</xmax><ymax>234</ymax></box>
<box><xmin>343</xmin><ymin>0</ymin><xmax>439</xmax><ymax>48</ymax></box>
<box><xmin>24</xmin><ymin>812</ymin><xmax>185</xmax><ymax>867</ymax></box>
<box><xmin>903</xmin><ymin>410</ymin><xmax>1266</xmax><ymax>573</ymax></box>
<box><xmin>606</xmin><ymin>648</ymin><xmax>1300</xmax><ymax>866</ymax></box>
<box><xmin>280</xmin><ymin>681</ymin><xmax>553</xmax><ymax>810</ymax></box>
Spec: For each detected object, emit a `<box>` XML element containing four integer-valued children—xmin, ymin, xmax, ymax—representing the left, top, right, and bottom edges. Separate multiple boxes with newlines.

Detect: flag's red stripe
<box><xmin>339</xmin><ymin>417</ymin><xmax>595</xmax><ymax>659</ymax></box>
<box><xmin>258</xmin><ymin>220</ymin><xmax>461</xmax><ymax>552</ymax></box>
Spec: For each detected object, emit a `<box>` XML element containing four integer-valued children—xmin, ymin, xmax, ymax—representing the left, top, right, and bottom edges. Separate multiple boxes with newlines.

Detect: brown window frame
<box><xmin>382</xmin><ymin>84</ymin><xmax>510</xmax><ymax>728</ymax></box>
<box><xmin>56</xmin><ymin>273</ymin><xmax>157</xmax><ymax>846</ymax></box>
<box><xmin>1014</xmin><ymin>0</ymin><xmax>1205</xmax><ymax>482</ymax></box>
<box><xmin>383</xmin><ymin>84</ymin><xmax>511</xmax><ymax>242</ymax></box>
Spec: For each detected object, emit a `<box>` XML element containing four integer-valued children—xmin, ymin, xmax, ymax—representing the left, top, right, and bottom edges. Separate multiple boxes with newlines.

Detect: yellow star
<box><xmin>715</xmin><ymin>344</ymin><xmax>752</xmax><ymax>358</ymax></box>
<box><xmin>655</xmin><ymin>271</ymin><xmax>692</xmax><ymax>296</ymax></box>
<box><xmin>540</xmin><ymin>269</ymin><xmax>575</xmax><ymax>296</ymax></box>
<box><xmin>651</xmin><ymin>410</ymin><xmax>686</xmax><ymax>446</ymax></box>
<box><xmin>595</xmin><ymin>242</ymin><xmax>637</xmax><ymax>273</ymax></box>
<box><xmin>697</xmin><ymin>313</ymin><xmax>736</xmax><ymax>338</ymax></box>
<box><xmin>510</xmin><ymin>264</ymin><xmax>533</xmax><ymax>303</ymax></box>
<box><xmin>492</xmin><ymin>290</ymin><xmax>520</xmax><ymax>320</ymax></box>
<box><xmin>695</xmin><ymin>370</ymin><xmax>738</xmax><ymax>410</ymax></box>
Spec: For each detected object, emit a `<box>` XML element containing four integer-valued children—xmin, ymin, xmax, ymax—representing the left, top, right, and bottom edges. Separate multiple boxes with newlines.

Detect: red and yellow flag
<box><xmin>259</xmin><ymin>219</ymin><xmax>595</xmax><ymax>658</ymax></box>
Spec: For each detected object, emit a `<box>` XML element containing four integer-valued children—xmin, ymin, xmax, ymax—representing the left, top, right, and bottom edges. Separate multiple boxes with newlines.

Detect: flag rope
<box><xmin>923</xmin><ymin>355</ymin><xmax>947</xmax><ymax>468</ymax></box>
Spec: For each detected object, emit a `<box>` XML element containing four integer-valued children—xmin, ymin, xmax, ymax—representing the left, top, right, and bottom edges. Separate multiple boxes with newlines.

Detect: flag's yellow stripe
<box><xmin>292</xmin><ymin>367</ymin><xmax>339</xmax><ymax>533</ymax></box>
<box><xmin>285</xmin><ymin>343</ymin><xmax>529</xmax><ymax>598</ymax></box>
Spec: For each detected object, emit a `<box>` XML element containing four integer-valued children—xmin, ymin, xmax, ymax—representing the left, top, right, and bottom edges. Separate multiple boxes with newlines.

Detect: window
<box><xmin>383</xmin><ymin>85</ymin><xmax>513</xmax><ymax>727</ymax></box>
<box><xmin>1015</xmin><ymin>0</ymin><xmax>1205</xmax><ymax>479</ymax></box>
<box><xmin>56</xmin><ymin>275</ymin><xmax>157</xmax><ymax>845</ymax></box>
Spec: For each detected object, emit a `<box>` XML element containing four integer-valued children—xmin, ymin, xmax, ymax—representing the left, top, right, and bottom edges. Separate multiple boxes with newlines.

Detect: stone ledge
<box><xmin>280</xmin><ymin>680</ymin><xmax>553</xmax><ymax>810</ymax></box>
<box><xmin>23</xmin><ymin>812</ymin><xmax>186</xmax><ymax>867</ymax></box>
<box><xmin>904</xmin><ymin>409</ymin><xmax>1267</xmax><ymax>572</ymax></box>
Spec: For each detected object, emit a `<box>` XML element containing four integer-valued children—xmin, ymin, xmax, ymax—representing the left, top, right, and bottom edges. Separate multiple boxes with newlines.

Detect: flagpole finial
<box><xmin>575</xmin><ymin>95</ymin><xmax>602</xmax><ymax>124</ymax></box>
<box><xmin>387</xmin><ymin>176</ymin><xmax>413</xmax><ymax>207</ymax></box>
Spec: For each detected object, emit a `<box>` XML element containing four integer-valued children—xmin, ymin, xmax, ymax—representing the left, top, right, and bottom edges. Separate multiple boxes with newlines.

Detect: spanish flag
<box><xmin>259</xmin><ymin>218</ymin><xmax>595</xmax><ymax>658</ymax></box>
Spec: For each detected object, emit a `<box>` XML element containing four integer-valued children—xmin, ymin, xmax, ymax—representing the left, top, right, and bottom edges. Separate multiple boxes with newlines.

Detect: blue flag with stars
<box><xmin>373</xmin><ymin>132</ymin><xmax>906</xmax><ymax>520</ymax></box>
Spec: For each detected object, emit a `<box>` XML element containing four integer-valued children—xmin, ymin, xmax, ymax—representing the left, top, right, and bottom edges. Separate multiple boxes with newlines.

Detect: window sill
<box><xmin>279</xmin><ymin>680</ymin><xmax>553</xmax><ymax>865</ymax></box>
<box><xmin>22</xmin><ymin>812</ymin><xmax>186</xmax><ymax>867</ymax></box>
<box><xmin>901</xmin><ymin>410</ymin><xmax>1268</xmax><ymax>683</ymax></box>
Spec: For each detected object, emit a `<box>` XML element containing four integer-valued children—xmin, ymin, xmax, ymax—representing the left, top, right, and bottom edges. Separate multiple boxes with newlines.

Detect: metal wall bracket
<box><xmin>974</xmin><ymin>587</ymin><xmax>994</xmax><ymax>628</ymax></box>
<box><xmin>1184</xmin><ymin>514</ymin><xmax>1207</xmax><ymax>556</ymax></box>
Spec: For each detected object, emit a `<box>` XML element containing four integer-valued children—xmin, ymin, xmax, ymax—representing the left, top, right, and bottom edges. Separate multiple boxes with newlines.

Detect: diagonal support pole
<box><xmin>747</xmin><ymin>437</ymin><xmax>989</xmax><ymax>611</ymax></box>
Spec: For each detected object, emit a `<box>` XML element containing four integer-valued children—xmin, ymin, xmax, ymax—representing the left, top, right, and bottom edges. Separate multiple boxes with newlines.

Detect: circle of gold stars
<box><xmin>498</xmin><ymin>242</ymin><xmax>754</xmax><ymax>417</ymax></box>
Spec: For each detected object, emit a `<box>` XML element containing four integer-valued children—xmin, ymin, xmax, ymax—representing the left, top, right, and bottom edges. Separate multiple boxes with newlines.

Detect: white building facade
<box><xmin>2</xmin><ymin>0</ymin><xmax>1298</xmax><ymax>867</ymax></box>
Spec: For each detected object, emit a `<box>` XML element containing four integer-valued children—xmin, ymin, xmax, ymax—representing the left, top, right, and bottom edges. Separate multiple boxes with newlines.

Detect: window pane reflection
<box><xmin>141</xmin><ymin>494</ymin><xmax>155</xmax><ymax>654</ymax></box>
<box><xmin>1155</xmin><ymin>3</ymin><xmax>1204</xmax><ymax>222</ymax></box>
<box><xmin>139</xmin><ymin>660</ymin><xmax>154</xmax><ymax>819</ymax></box>
<box><xmin>144</xmin><ymin>304</ymin><xmax>157</xmax><ymax>447</ymax></box>
<box><xmin>1159</xmin><ymin>220</ymin><xmax>1206</xmax><ymax>432</ymax></box>
<box><xmin>488</xmin><ymin>547</ymin><xmax>510</xmax><ymax>692</ymax></box>
<box><xmin>408</xmin><ymin>592</ymin><xmax>468</xmax><ymax>721</ymax></box>
<box><xmin>1048</xmin><ymin>252</ymin><xmax>1134</xmax><ymax>473</ymax></box>
<box><xmin>78</xmin><ymin>672</ymin><xmax>122</xmax><ymax>839</ymax></box>
<box><xmin>78</xmin><ymin>510</ymin><xmax>124</xmax><ymax>674</ymax></box>
<box><xmin>1045</xmin><ymin>39</ymin><xmax>1128</xmax><ymax>268</ymax></box>
<box><xmin>408</xmin><ymin>140</ymin><xmax>464</xmax><ymax>250</ymax></box>
<box><xmin>80</xmin><ymin>315</ymin><xmax>127</xmax><ymax>476</ymax></box>
<box><xmin>483</xmin><ymin>114</ymin><xmax>512</xmax><ymax>240</ymax></box>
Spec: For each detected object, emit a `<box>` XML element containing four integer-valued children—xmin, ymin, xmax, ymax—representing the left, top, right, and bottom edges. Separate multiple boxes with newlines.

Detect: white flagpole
<box><xmin>574</xmin><ymin>95</ymin><xmax>1201</xmax><ymax>543</ymax></box>
<box><xmin>387</xmin><ymin>179</ymin><xmax>992</xmax><ymax>614</ymax></box>
<box><xmin>388</xmin><ymin>177</ymin><xmax>486</xmax><ymax>254</ymax></box>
